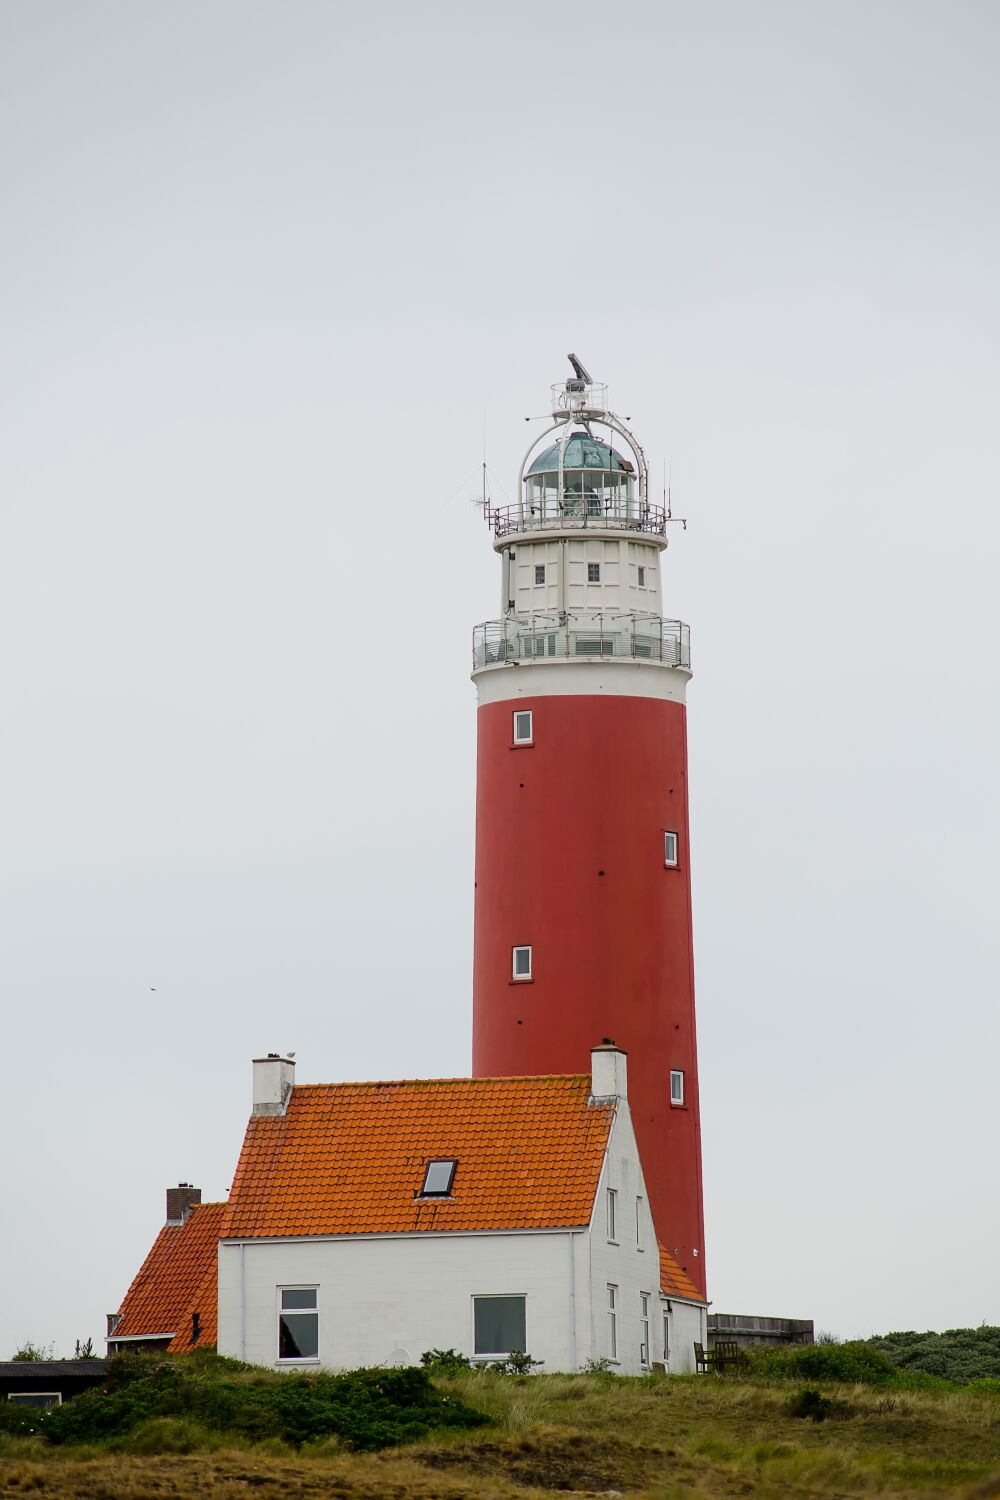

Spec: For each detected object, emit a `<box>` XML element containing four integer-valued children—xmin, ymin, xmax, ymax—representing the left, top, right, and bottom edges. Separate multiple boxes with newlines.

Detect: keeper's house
<box><xmin>110</xmin><ymin>1043</ymin><xmax>706</xmax><ymax>1374</ymax></box>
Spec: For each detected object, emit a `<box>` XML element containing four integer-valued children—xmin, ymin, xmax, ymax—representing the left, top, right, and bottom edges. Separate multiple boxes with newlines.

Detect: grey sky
<box><xmin>1</xmin><ymin>0</ymin><xmax>998</xmax><ymax>1354</ymax></box>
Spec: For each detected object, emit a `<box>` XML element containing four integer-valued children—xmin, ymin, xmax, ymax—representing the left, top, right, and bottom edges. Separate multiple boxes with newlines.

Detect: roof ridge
<box><xmin>287</xmin><ymin>1073</ymin><xmax>592</xmax><ymax>1090</ymax></box>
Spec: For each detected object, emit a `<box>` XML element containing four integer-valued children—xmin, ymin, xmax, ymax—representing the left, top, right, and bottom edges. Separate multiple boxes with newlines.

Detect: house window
<box><xmin>8</xmin><ymin>1393</ymin><xmax>61</xmax><ymax>1408</ymax></box>
<box><xmin>664</xmin><ymin>831</ymin><xmax>678</xmax><ymax>867</ymax></box>
<box><xmin>636</xmin><ymin>1196</ymin><xmax>643</xmax><ymax>1249</ymax></box>
<box><xmin>670</xmin><ymin>1070</ymin><xmax>685</xmax><ymax>1106</ymax></box>
<box><xmin>607</xmin><ymin>1187</ymin><xmax>617</xmax><ymax>1242</ymax></box>
<box><xmin>607</xmin><ymin>1285</ymin><xmax>618</xmax><ymax>1360</ymax></box>
<box><xmin>640</xmin><ymin>1293</ymin><xmax>650</xmax><ymax>1367</ymax></box>
<box><xmin>587</xmin><ymin>562</ymin><xmax>601</xmax><ymax>582</ymax></box>
<box><xmin>512</xmin><ymin>945</ymin><xmax>532</xmax><ymax>981</ymax></box>
<box><xmin>278</xmin><ymin>1287</ymin><xmax>319</xmax><ymax>1360</ymax></box>
<box><xmin>534</xmin><ymin>564</ymin><xmax>545</xmax><ymax>584</ymax></box>
<box><xmin>663</xmin><ymin>1310</ymin><xmax>671</xmax><ymax>1364</ymax></box>
<box><xmin>421</xmin><ymin>1159</ymin><xmax>457</xmax><ymax>1196</ymax></box>
<box><xmin>473</xmin><ymin>1295</ymin><xmax>526</xmax><ymax>1355</ymax></box>
<box><xmin>637</xmin><ymin>566</ymin><xmax>645</xmax><ymax>587</ymax></box>
<box><xmin>513</xmin><ymin>710</ymin><xmax>533</xmax><ymax>745</ymax></box>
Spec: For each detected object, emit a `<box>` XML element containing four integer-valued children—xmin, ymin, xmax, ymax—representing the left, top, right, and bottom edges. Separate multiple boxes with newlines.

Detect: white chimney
<box><xmin>252</xmin><ymin>1054</ymin><xmax>295</xmax><ymax>1117</ymax></box>
<box><xmin>590</xmin><ymin>1040</ymin><xmax>628</xmax><ymax>1100</ymax></box>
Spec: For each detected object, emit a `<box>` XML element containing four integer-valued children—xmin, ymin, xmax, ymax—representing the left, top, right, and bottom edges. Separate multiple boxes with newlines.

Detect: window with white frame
<box><xmin>512</xmin><ymin>945</ymin><xmax>532</xmax><ymax>981</ymax></box>
<box><xmin>662</xmin><ymin>1309</ymin><xmax>671</xmax><ymax>1364</ymax></box>
<box><xmin>606</xmin><ymin>1186</ymin><xmax>617</xmax><ymax>1242</ymax></box>
<box><xmin>8</xmin><ymin>1393</ymin><xmax>61</xmax><ymax>1408</ymax></box>
<box><xmin>640</xmin><ymin>1293</ymin><xmax>650</xmax><ymax>1366</ymax></box>
<box><xmin>513</xmin><ymin>710</ymin><xmax>533</xmax><ymax>745</ymax></box>
<box><xmin>587</xmin><ymin>562</ymin><xmax>601</xmax><ymax>582</ymax></box>
<box><xmin>607</xmin><ymin>1284</ymin><xmax>618</xmax><ymax>1360</ymax></box>
<box><xmin>534</xmin><ymin>564</ymin><xmax>545</xmax><ymax>585</ymax></box>
<box><xmin>473</xmin><ymin>1295</ymin><xmax>526</xmax><ymax>1355</ymax></box>
<box><xmin>421</xmin><ymin>1159</ymin><xmax>457</xmax><ymax>1196</ymax></box>
<box><xmin>670</xmin><ymin>1069</ymin><xmax>685</xmax><ymax>1106</ymax></box>
<box><xmin>664</xmin><ymin>831</ymin><xmax>678</xmax><ymax>866</ymax></box>
<box><xmin>635</xmin><ymin>1195</ymin><xmax>643</xmax><ymax>1249</ymax></box>
<box><xmin>278</xmin><ymin>1287</ymin><xmax>318</xmax><ymax>1360</ymax></box>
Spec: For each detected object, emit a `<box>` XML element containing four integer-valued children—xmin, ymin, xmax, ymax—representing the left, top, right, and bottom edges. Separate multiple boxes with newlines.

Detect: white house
<box><xmin>213</xmin><ymin>1044</ymin><xmax>706</xmax><ymax>1374</ymax></box>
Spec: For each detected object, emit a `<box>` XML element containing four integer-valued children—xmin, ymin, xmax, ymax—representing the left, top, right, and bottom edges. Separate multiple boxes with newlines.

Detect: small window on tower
<box><xmin>513</xmin><ymin>710</ymin><xmax>533</xmax><ymax>745</ymax></box>
<box><xmin>637</xmin><ymin>566</ymin><xmax>646</xmax><ymax>587</ymax></box>
<box><xmin>512</xmin><ymin>945</ymin><xmax>532</xmax><ymax>981</ymax></box>
<box><xmin>664</xmin><ymin>831</ymin><xmax>678</xmax><ymax>867</ymax></box>
<box><xmin>534</xmin><ymin>564</ymin><xmax>545</xmax><ymax>585</ymax></box>
<box><xmin>670</xmin><ymin>1070</ymin><xmax>685</xmax><ymax>1106</ymax></box>
<box><xmin>420</xmin><ymin>1159</ymin><xmax>457</xmax><ymax>1196</ymax></box>
<box><xmin>588</xmin><ymin>563</ymin><xmax>601</xmax><ymax>582</ymax></box>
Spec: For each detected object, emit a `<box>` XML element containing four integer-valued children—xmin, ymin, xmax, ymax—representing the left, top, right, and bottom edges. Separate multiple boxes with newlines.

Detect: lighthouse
<box><xmin>471</xmin><ymin>357</ymin><xmax>706</xmax><ymax>1297</ymax></box>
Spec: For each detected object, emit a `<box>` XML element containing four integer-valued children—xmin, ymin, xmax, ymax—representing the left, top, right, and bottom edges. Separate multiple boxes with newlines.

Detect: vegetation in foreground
<box><xmin>4</xmin><ymin>1345</ymin><xmax>1000</xmax><ymax>1497</ymax></box>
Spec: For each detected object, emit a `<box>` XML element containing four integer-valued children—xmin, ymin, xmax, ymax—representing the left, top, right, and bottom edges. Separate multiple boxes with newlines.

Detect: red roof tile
<box><xmin>114</xmin><ymin>1202</ymin><xmax>224</xmax><ymax>1342</ymax></box>
<box><xmin>658</xmin><ymin>1242</ymin><xmax>702</xmax><ymax>1302</ymax></box>
<box><xmin>222</xmin><ymin>1075</ymin><xmax>615</xmax><ymax>1240</ymax></box>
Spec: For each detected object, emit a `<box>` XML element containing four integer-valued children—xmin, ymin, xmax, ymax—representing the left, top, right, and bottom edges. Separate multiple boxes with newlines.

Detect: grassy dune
<box><xmin>4</xmin><ymin>1369</ymin><xmax>1000</xmax><ymax>1497</ymax></box>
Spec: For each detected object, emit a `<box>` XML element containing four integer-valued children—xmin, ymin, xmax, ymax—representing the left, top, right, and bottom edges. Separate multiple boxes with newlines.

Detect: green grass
<box><xmin>3</xmin><ymin>1356</ymin><xmax>1000</xmax><ymax>1497</ymax></box>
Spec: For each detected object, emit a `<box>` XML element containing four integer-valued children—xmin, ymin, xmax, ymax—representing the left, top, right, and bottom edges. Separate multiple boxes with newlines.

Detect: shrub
<box><xmin>484</xmin><ymin>1352</ymin><xmax>540</xmax><ymax>1375</ymax></box>
<box><xmin>8</xmin><ymin>1354</ymin><xmax>488</xmax><ymax>1453</ymax></box>
<box><xmin>869</xmin><ymin>1326</ymin><xmax>1000</xmax><ymax>1384</ymax></box>
<box><xmin>749</xmin><ymin>1341</ymin><xmax>897</xmax><ymax>1385</ymax></box>
<box><xmin>787</xmin><ymin>1388</ymin><xmax>840</xmax><ymax>1421</ymax></box>
<box><xmin>420</xmin><ymin>1349</ymin><xmax>473</xmax><ymax>1373</ymax></box>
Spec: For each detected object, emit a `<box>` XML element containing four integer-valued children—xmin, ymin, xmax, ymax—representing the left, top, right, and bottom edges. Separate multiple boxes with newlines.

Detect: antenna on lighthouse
<box><xmin>567</xmin><ymin>352</ymin><xmax>593</xmax><ymax>384</ymax></box>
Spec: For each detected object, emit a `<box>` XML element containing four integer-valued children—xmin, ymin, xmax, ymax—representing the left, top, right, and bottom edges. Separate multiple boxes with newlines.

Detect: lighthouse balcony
<box><xmin>472</xmin><ymin>612</ymin><xmax>691</xmax><ymax>671</ymax></box>
<box><xmin>487</xmin><ymin>500</ymin><xmax>668</xmax><ymax>540</ymax></box>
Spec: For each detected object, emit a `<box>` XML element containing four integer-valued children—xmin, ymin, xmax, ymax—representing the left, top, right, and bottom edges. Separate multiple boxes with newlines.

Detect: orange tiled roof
<box><xmin>222</xmin><ymin>1075</ymin><xmax>615</xmax><ymax>1240</ymax></box>
<box><xmin>659</xmin><ymin>1242</ymin><xmax>703</xmax><ymax>1302</ymax></box>
<box><xmin>167</xmin><ymin>1260</ymin><xmax>218</xmax><ymax>1354</ymax></box>
<box><xmin>114</xmin><ymin>1202</ymin><xmax>225</xmax><ymax>1342</ymax></box>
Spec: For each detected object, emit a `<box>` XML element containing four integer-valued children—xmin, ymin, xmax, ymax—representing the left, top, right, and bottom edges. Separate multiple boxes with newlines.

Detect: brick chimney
<box><xmin>253</xmin><ymin>1053</ymin><xmax>295</xmax><ymax>1116</ymax></box>
<box><xmin>165</xmin><ymin>1182</ymin><xmax>201</xmax><ymax>1225</ymax></box>
<box><xmin>591</xmin><ymin>1039</ymin><xmax>628</xmax><ymax>1101</ymax></box>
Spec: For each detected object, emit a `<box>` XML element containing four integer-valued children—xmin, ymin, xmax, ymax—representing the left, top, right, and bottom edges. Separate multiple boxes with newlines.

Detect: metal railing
<box><xmin>486</xmin><ymin>501</ymin><xmax>668</xmax><ymax>539</ymax></box>
<box><xmin>472</xmin><ymin>612</ymin><xmax>691</xmax><ymax>671</ymax></box>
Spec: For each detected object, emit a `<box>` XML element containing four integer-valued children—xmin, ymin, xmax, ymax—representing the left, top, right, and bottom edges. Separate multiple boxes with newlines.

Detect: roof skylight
<box><xmin>421</xmin><ymin>1159</ymin><xmax>457</xmax><ymax>1197</ymax></box>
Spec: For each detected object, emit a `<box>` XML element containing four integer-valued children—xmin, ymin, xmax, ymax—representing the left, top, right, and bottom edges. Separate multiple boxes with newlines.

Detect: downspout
<box><xmin>239</xmin><ymin>1242</ymin><xmax>246</xmax><ymax>1362</ymax></box>
<box><xmin>568</xmin><ymin>1233</ymin><xmax>576</xmax><ymax>1372</ymax></box>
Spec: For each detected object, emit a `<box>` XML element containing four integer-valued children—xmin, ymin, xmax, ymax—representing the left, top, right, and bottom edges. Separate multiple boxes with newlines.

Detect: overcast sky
<box><xmin>2</xmin><ymin>0</ymin><xmax>998</xmax><ymax>1356</ymax></box>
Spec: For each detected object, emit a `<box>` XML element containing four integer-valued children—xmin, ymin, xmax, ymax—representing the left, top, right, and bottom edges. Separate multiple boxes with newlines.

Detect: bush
<box><xmin>749</xmin><ymin>1341</ymin><xmax>897</xmax><ymax>1385</ymax></box>
<box><xmin>869</xmin><ymin>1327</ymin><xmax>1000</xmax><ymax>1384</ymax></box>
<box><xmin>786</xmin><ymin>1388</ymin><xmax>853</xmax><ymax>1421</ymax></box>
<box><xmin>420</xmin><ymin>1349</ymin><xmax>473</xmax><ymax>1373</ymax></box>
<box><xmin>3</xmin><ymin>1354</ymin><xmax>488</xmax><ymax>1453</ymax></box>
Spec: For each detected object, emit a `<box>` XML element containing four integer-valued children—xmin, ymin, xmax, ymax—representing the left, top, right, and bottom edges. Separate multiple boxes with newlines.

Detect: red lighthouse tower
<box><xmin>471</xmin><ymin>357</ymin><xmax>705</xmax><ymax>1296</ymax></box>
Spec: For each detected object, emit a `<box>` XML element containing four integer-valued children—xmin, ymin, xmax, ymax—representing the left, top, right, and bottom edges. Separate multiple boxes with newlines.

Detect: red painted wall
<box><xmin>472</xmin><ymin>691</ymin><xmax>705</xmax><ymax>1298</ymax></box>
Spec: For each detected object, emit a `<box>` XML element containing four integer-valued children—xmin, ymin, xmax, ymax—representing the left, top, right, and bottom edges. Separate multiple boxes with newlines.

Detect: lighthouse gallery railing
<box><xmin>472</xmin><ymin>613</ymin><xmax>690</xmax><ymax>671</ymax></box>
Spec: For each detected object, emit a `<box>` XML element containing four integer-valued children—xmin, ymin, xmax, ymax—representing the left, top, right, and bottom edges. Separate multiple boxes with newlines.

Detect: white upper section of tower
<box><xmin>472</xmin><ymin>358</ymin><xmax>691</xmax><ymax>682</ymax></box>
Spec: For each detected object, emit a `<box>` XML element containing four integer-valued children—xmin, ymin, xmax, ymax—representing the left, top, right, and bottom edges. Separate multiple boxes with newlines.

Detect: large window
<box><xmin>512</xmin><ymin>945</ymin><xmax>532</xmax><ymax>981</ymax></box>
<box><xmin>8</xmin><ymin>1393</ymin><xmax>60</xmax><ymax>1408</ymax></box>
<box><xmin>607</xmin><ymin>1285</ymin><xmax>618</xmax><ymax>1360</ymax></box>
<box><xmin>278</xmin><ymin>1287</ymin><xmax>319</xmax><ymax>1360</ymax></box>
<box><xmin>474</xmin><ymin>1295</ymin><xmax>526</xmax><ymax>1355</ymax></box>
